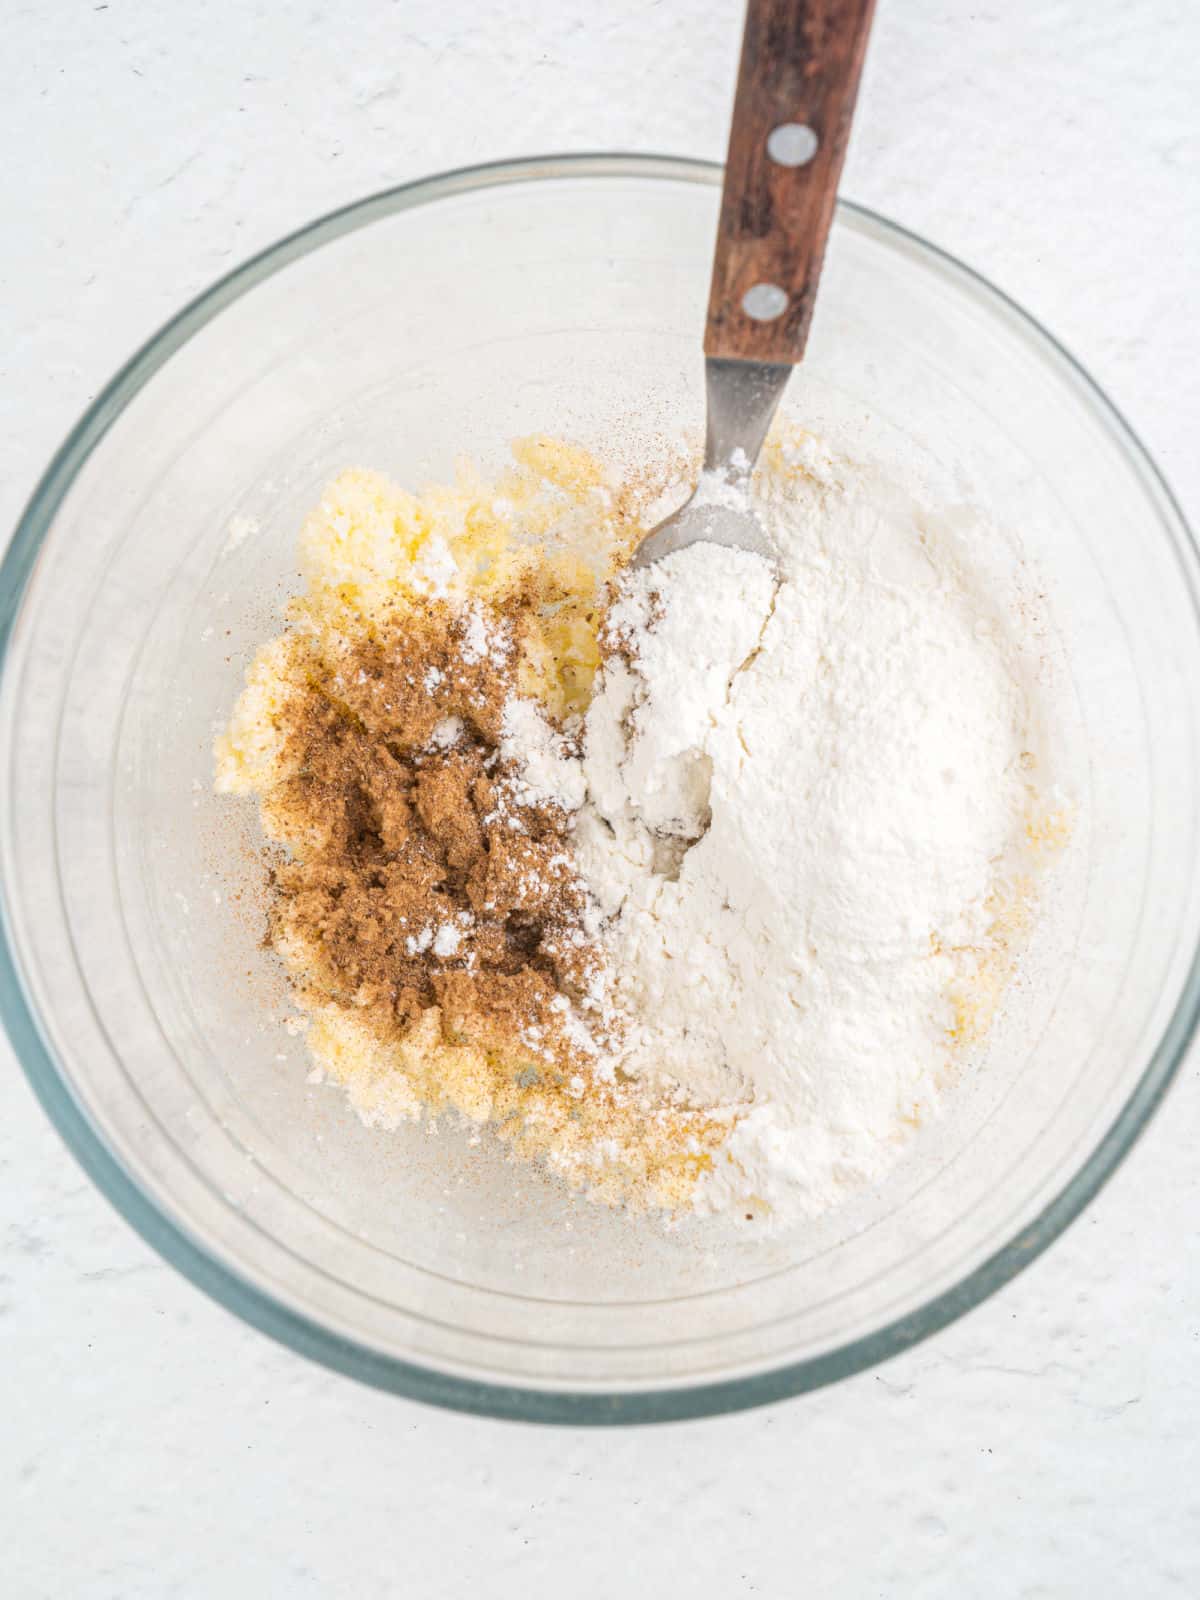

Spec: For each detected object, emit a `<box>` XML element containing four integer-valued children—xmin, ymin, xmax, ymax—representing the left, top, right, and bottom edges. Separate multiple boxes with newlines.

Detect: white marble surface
<box><xmin>4</xmin><ymin>1</ymin><xmax>1199</xmax><ymax>1594</ymax></box>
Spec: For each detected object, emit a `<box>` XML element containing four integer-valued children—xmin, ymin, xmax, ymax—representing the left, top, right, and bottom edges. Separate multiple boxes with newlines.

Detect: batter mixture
<box><xmin>216</xmin><ymin>429</ymin><xmax>1068</xmax><ymax>1224</ymax></box>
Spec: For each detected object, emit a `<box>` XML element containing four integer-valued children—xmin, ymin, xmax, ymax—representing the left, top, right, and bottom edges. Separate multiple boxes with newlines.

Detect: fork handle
<box><xmin>705</xmin><ymin>0</ymin><xmax>877</xmax><ymax>366</ymax></box>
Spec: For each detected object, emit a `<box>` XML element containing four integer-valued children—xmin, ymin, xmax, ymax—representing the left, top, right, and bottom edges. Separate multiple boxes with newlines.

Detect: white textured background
<box><xmin>3</xmin><ymin>2</ymin><xmax>1199</xmax><ymax>1594</ymax></box>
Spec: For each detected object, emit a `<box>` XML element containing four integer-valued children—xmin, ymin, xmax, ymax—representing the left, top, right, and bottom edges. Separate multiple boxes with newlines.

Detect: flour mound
<box><xmin>570</xmin><ymin>462</ymin><xmax>1045</xmax><ymax>1222</ymax></box>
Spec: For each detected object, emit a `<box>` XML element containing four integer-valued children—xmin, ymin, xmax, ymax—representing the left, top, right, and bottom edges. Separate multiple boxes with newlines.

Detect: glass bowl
<box><xmin>2</xmin><ymin>155</ymin><xmax>1198</xmax><ymax>1425</ymax></box>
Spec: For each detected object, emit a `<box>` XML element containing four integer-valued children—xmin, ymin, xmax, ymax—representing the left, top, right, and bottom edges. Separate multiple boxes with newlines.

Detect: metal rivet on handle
<box><xmin>767</xmin><ymin>122</ymin><xmax>819</xmax><ymax>166</ymax></box>
<box><xmin>742</xmin><ymin>283</ymin><xmax>789</xmax><ymax>322</ymax></box>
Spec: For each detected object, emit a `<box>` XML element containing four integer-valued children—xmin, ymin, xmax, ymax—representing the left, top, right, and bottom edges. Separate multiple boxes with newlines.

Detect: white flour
<box><xmin>516</xmin><ymin>445</ymin><xmax>1052</xmax><ymax>1222</ymax></box>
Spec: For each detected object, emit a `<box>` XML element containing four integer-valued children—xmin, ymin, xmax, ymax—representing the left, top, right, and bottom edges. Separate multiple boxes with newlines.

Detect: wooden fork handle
<box><xmin>705</xmin><ymin>0</ymin><xmax>877</xmax><ymax>366</ymax></box>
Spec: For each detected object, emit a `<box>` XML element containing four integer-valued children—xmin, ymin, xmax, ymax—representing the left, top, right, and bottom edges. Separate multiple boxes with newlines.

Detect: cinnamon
<box><xmin>262</xmin><ymin>595</ymin><xmax>604</xmax><ymax>1074</ymax></box>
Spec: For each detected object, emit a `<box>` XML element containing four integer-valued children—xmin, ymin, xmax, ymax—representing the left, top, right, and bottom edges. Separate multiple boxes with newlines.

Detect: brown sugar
<box><xmin>262</xmin><ymin>595</ymin><xmax>606</xmax><ymax>1072</ymax></box>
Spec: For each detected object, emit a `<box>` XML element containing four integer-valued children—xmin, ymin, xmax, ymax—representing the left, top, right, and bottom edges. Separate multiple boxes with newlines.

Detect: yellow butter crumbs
<box><xmin>217</xmin><ymin>437</ymin><xmax>736</xmax><ymax>1211</ymax></box>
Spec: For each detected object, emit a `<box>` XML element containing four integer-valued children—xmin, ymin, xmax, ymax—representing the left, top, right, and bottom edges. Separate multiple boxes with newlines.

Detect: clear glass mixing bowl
<box><xmin>2</xmin><ymin>156</ymin><xmax>1198</xmax><ymax>1424</ymax></box>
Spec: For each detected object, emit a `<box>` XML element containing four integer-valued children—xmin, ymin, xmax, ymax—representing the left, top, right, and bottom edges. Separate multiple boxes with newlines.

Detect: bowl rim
<box><xmin>2</xmin><ymin>151</ymin><xmax>1198</xmax><ymax>1426</ymax></box>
